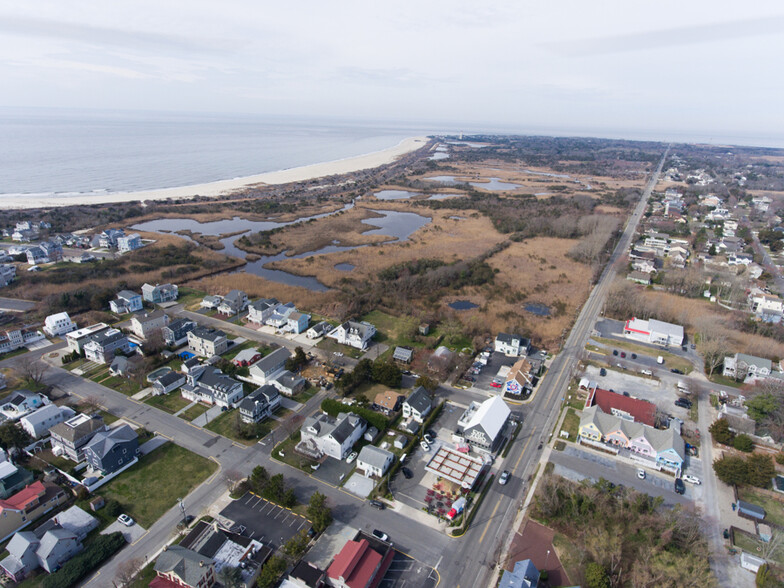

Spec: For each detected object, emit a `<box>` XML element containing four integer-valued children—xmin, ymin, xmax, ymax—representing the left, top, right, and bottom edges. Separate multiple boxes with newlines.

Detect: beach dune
<box><xmin>1</xmin><ymin>136</ymin><xmax>429</xmax><ymax>210</ymax></box>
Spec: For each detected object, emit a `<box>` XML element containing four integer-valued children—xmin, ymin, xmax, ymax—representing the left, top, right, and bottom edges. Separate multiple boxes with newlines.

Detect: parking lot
<box><xmin>219</xmin><ymin>492</ymin><xmax>311</xmax><ymax>547</ymax></box>
<box><xmin>464</xmin><ymin>351</ymin><xmax>518</xmax><ymax>391</ymax></box>
<box><xmin>379</xmin><ymin>552</ymin><xmax>439</xmax><ymax>588</ymax></box>
<box><xmin>312</xmin><ymin>455</ymin><xmax>355</xmax><ymax>486</ymax></box>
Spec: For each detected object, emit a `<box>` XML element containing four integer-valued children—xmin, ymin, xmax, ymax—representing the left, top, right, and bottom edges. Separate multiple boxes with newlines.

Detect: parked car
<box><xmin>499</xmin><ymin>470</ymin><xmax>511</xmax><ymax>485</ymax></box>
<box><xmin>674</xmin><ymin>478</ymin><xmax>686</xmax><ymax>495</ymax></box>
<box><xmin>369</xmin><ymin>500</ymin><xmax>385</xmax><ymax>510</ymax></box>
<box><xmin>675</xmin><ymin>398</ymin><xmax>692</xmax><ymax>409</ymax></box>
<box><xmin>620</xmin><ymin>352</ymin><xmax>626</xmax><ymax>358</ymax></box>
<box><xmin>372</xmin><ymin>529</ymin><xmax>389</xmax><ymax>542</ymax></box>
<box><xmin>423</xmin><ymin>433</ymin><xmax>433</xmax><ymax>445</ymax></box>
<box><xmin>670</xmin><ymin>368</ymin><xmax>684</xmax><ymax>374</ymax></box>
<box><xmin>401</xmin><ymin>467</ymin><xmax>413</xmax><ymax>479</ymax></box>
<box><xmin>637</xmin><ymin>468</ymin><xmax>646</xmax><ymax>480</ymax></box>
<box><xmin>346</xmin><ymin>451</ymin><xmax>358</xmax><ymax>464</ymax></box>
<box><xmin>631</xmin><ymin>353</ymin><xmax>637</xmax><ymax>359</ymax></box>
<box><xmin>683</xmin><ymin>474</ymin><xmax>701</xmax><ymax>485</ymax></box>
<box><xmin>420</xmin><ymin>440</ymin><xmax>431</xmax><ymax>452</ymax></box>
<box><xmin>612</xmin><ymin>349</ymin><xmax>619</xmax><ymax>356</ymax></box>
<box><xmin>599</xmin><ymin>368</ymin><xmax>607</xmax><ymax>377</ymax></box>
<box><xmin>118</xmin><ymin>514</ymin><xmax>135</xmax><ymax>527</ymax></box>
<box><xmin>490</xmin><ymin>380</ymin><xmax>503</xmax><ymax>388</ymax></box>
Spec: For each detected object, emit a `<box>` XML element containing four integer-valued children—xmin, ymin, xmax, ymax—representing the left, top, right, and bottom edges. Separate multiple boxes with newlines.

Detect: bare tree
<box><xmin>78</xmin><ymin>395</ymin><xmax>102</xmax><ymax>414</ymax></box>
<box><xmin>115</xmin><ymin>557</ymin><xmax>143</xmax><ymax>586</ymax></box>
<box><xmin>223</xmin><ymin>469</ymin><xmax>244</xmax><ymax>493</ymax></box>
<box><xmin>282</xmin><ymin>414</ymin><xmax>305</xmax><ymax>439</ymax></box>
<box><xmin>15</xmin><ymin>356</ymin><xmax>49</xmax><ymax>385</ymax></box>
<box><xmin>694</xmin><ymin>316</ymin><xmax>729</xmax><ymax>376</ymax></box>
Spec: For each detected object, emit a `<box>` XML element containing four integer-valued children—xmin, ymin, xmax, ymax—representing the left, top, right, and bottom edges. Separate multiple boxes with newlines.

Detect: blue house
<box><xmin>500</xmin><ymin>559</ymin><xmax>540</xmax><ymax>588</ymax></box>
<box><xmin>83</xmin><ymin>425</ymin><xmax>138</xmax><ymax>475</ymax></box>
<box><xmin>109</xmin><ymin>290</ymin><xmax>143</xmax><ymax>314</ymax></box>
<box><xmin>286</xmin><ymin>311</ymin><xmax>310</xmax><ymax>334</ymax></box>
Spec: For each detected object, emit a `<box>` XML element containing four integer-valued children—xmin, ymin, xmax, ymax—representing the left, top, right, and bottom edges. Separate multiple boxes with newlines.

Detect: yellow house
<box><xmin>0</xmin><ymin>481</ymin><xmax>67</xmax><ymax>542</ymax></box>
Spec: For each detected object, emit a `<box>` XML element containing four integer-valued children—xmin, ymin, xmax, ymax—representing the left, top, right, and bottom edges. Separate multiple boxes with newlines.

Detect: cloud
<box><xmin>544</xmin><ymin>15</ymin><xmax>784</xmax><ymax>56</ymax></box>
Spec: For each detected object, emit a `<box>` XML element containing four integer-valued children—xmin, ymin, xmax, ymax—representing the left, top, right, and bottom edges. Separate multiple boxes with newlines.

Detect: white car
<box><xmin>636</xmin><ymin>468</ymin><xmax>646</xmax><ymax>480</ymax></box>
<box><xmin>423</xmin><ymin>433</ymin><xmax>434</xmax><ymax>445</ymax></box>
<box><xmin>117</xmin><ymin>514</ymin><xmax>135</xmax><ymax>527</ymax></box>
<box><xmin>683</xmin><ymin>474</ymin><xmax>701</xmax><ymax>485</ymax></box>
<box><xmin>346</xmin><ymin>452</ymin><xmax>358</xmax><ymax>464</ymax></box>
<box><xmin>420</xmin><ymin>440</ymin><xmax>430</xmax><ymax>452</ymax></box>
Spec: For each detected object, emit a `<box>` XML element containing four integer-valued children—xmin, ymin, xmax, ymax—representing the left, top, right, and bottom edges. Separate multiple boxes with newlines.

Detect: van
<box><xmin>657</xmin><ymin>356</ymin><xmax>664</xmax><ymax>364</ymax></box>
<box><xmin>640</xmin><ymin>369</ymin><xmax>652</xmax><ymax>376</ymax></box>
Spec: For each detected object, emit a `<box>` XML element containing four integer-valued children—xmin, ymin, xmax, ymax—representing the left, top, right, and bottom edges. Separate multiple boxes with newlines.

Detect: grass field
<box><xmin>178</xmin><ymin>403</ymin><xmax>209</xmax><ymax>421</ymax></box>
<box><xmin>99</xmin><ymin>375</ymin><xmax>142</xmax><ymax>396</ymax></box>
<box><xmin>205</xmin><ymin>409</ymin><xmax>279</xmax><ymax>445</ymax></box>
<box><xmin>99</xmin><ymin>443</ymin><xmax>217</xmax><ymax>528</ymax></box>
<box><xmin>733</xmin><ymin>529</ymin><xmax>784</xmax><ymax>566</ymax></box>
<box><xmin>592</xmin><ymin>337</ymin><xmax>694</xmax><ymax>374</ymax></box>
<box><xmin>146</xmin><ymin>393</ymin><xmax>191</xmax><ymax>414</ymax></box>
<box><xmin>738</xmin><ymin>487</ymin><xmax>784</xmax><ymax>528</ymax></box>
<box><xmin>708</xmin><ymin>373</ymin><xmax>743</xmax><ymax>389</ymax></box>
<box><xmin>561</xmin><ymin>408</ymin><xmax>581</xmax><ymax>441</ymax></box>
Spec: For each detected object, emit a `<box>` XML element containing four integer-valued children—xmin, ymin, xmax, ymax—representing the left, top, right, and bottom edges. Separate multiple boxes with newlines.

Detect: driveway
<box><xmin>192</xmin><ymin>405</ymin><xmax>223</xmax><ymax>427</ymax></box>
<box><xmin>312</xmin><ymin>456</ymin><xmax>355</xmax><ymax>486</ymax></box>
<box><xmin>102</xmin><ymin>520</ymin><xmax>147</xmax><ymax>543</ymax></box>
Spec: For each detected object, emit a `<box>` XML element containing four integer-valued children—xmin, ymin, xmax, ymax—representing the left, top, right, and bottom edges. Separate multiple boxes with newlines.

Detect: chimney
<box><xmin>213</xmin><ymin>521</ymin><xmax>219</xmax><ymax>534</ymax></box>
<box><xmin>199</xmin><ymin>560</ymin><xmax>204</xmax><ymax>567</ymax></box>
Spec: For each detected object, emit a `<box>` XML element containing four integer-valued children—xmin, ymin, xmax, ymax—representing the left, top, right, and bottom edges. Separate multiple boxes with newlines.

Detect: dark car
<box><xmin>670</xmin><ymin>368</ymin><xmax>684</xmax><ymax>374</ymax></box>
<box><xmin>675</xmin><ymin>398</ymin><xmax>692</xmax><ymax>409</ymax></box>
<box><xmin>623</xmin><ymin>391</ymin><xmax>630</xmax><ymax>397</ymax></box>
<box><xmin>631</xmin><ymin>353</ymin><xmax>637</xmax><ymax>359</ymax></box>
<box><xmin>612</xmin><ymin>349</ymin><xmax>619</xmax><ymax>356</ymax></box>
<box><xmin>599</xmin><ymin>368</ymin><xmax>607</xmax><ymax>376</ymax></box>
<box><xmin>369</xmin><ymin>500</ymin><xmax>385</xmax><ymax>510</ymax></box>
<box><xmin>401</xmin><ymin>467</ymin><xmax>413</xmax><ymax>479</ymax></box>
<box><xmin>674</xmin><ymin>478</ymin><xmax>686</xmax><ymax>495</ymax></box>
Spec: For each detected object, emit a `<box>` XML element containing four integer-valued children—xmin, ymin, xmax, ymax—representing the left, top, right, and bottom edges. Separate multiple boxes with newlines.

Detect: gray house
<box><xmin>356</xmin><ymin>445</ymin><xmax>394</xmax><ymax>478</ymax></box>
<box><xmin>49</xmin><ymin>414</ymin><xmax>106</xmax><ymax>462</ymax></box>
<box><xmin>249</xmin><ymin>347</ymin><xmax>290</xmax><ymax>385</ymax></box>
<box><xmin>84</xmin><ymin>425</ymin><xmax>139</xmax><ymax>475</ymax></box>
<box><xmin>0</xmin><ymin>526</ymin><xmax>83</xmax><ymax>579</ymax></box>
<box><xmin>163</xmin><ymin>318</ymin><xmax>197</xmax><ymax>347</ymax></box>
<box><xmin>238</xmin><ymin>385</ymin><xmax>281</xmax><ymax>424</ymax></box>
<box><xmin>217</xmin><ymin>289</ymin><xmax>248</xmax><ymax>316</ymax></box>
<box><xmin>153</xmin><ymin>371</ymin><xmax>186</xmax><ymax>395</ymax></box>
<box><xmin>181</xmin><ymin>366</ymin><xmax>244</xmax><ymax>408</ymax></box>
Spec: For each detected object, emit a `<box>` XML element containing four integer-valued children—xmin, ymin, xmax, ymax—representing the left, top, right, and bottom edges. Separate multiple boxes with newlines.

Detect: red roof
<box><xmin>149</xmin><ymin>576</ymin><xmax>184</xmax><ymax>588</ymax></box>
<box><xmin>0</xmin><ymin>481</ymin><xmax>45</xmax><ymax>513</ymax></box>
<box><xmin>587</xmin><ymin>387</ymin><xmax>657</xmax><ymax>427</ymax></box>
<box><xmin>328</xmin><ymin>539</ymin><xmax>383</xmax><ymax>588</ymax></box>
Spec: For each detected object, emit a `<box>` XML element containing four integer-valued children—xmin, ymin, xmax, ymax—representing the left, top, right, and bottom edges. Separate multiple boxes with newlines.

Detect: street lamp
<box><xmin>177</xmin><ymin>497</ymin><xmax>186</xmax><ymax>524</ymax></box>
<box><xmin>545</xmin><ymin>549</ymin><xmax>550</xmax><ymax>571</ymax></box>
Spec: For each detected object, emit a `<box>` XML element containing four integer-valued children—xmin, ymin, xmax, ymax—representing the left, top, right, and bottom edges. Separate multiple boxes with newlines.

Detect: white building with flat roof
<box><xmin>623</xmin><ymin>317</ymin><xmax>683</xmax><ymax>347</ymax></box>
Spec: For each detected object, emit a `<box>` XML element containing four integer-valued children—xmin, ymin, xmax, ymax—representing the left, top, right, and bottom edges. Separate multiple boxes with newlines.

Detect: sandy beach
<box><xmin>0</xmin><ymin>136</ymin><xmax>429</xmax><ymax>210</ymax></box>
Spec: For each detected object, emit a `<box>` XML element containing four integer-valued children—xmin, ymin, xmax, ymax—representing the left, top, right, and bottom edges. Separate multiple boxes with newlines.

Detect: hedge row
<box><xmin>321</xmin><ymin>398</ymin><xmax>388</xmax><ymax>432</ymax></box>
<box><xmin>42</xmin><ymin>532</ymin><xmax>126</xmax><ymax>588</ymax></box>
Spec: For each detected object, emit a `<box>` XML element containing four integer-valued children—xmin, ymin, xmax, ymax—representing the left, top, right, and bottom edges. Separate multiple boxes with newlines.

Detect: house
<box><xmin>265</xmin><ymin>303</ymin><xmax>296</xmax><ymax>329</ymax></box>
<box><xmin>153</xmin><ymin>545</ymin><xmax>216</xmax><ymax>588</ymax></box>
<box><xmin>232</xmin><ymin>348</ymin><xmax>262</xmax><ymax>367</ymax></box>
<box><xmin>130</xmin><ymin>309</ymin><xmax>170</xmax><ymax>340</ymax></box>
<box><xmin>364</xmin><ymin>426</ymin><xmax>380</xmax><ymax>443</ymax></box>
<box><xmin>456</xmin><ymin>396</ymin><xmax>511</xmax><ymax>453</ymax></box>
<box><xmin>356</xmin><ymin>445</ymin><xmax>394</xmax><ymax>478</ymax></box>
<box><xmin>181</xmin><ymin>366</ymin><xmax>244</xmax><ymax>408</ymax></box>
<box><xmin>45</xmin><ymin>505</ymin><xmax>98</xmax><ymax>541</ymax></box>
<box><xmin>142</xmin><ymin>283</ymin><xmax>179</xmax><ymax>304</ymax></box>
<box><xmin>394</xmin><ymin>435</ymin><xmax>408</xmax><ymax>450</ymax></box>
<box><xmin>19</xmin><ymin>405</ymin><xmax>75</xmax><ymax>440</ymax></box>
<box><xmin>0</xmin><ymin>327</ymin><xmax>45</xmax><ymax>355</ymax></box>
<box><xmin>392</xmin><ymin>346</ymin><xmax>413</xmax><ymax>363</ymax></box>
<box><xmin>109</xmin><ymin>356</ymin><xmax>132</xmax><ymax>377</ymax></box>
<box><xmin>84</xmin><ymin>424</ymin><xmax>138</xmax><ymax>475</ymax></box>
<box><xmin>163</xmin><ymin>319</ymin><xmax>197</xmax><ymax>347</ymax></box>
<box><xmin>248</xmin><ymin>347</ymin><xmax>290</xmax><ymax>385</ymax></box>
<box><xmin>718</xmin><ymin>404</ymin><xmax>756</xmax><ymax>436</ymax></box>
<box><xmin>0</xmin><ymin>482</ymin><xmax>66</xmax><ymax>545</ymax></box>
<box><xmin>504</xmin><ymin>358</ymin><xmax>534</xmax><ymax>397</ymax></box>
<box><xmin>585</xmin><ymin>386</ymin><xmax>657</xmax><ymax>427</ymax></box>
<box><xmin>326</xmin><ymin>531</ymin><xmax>394</xmax><ymax>588</ymax></box>
<box><xmin>402</xmin><ymin>386</ymin><xmax>432</xmax><ymax>423</ymax></box>
<box><xmin>287</xmin><ymin>560</ymin><xmax>327</xmax><ymax>588</ymax></box>
<box><xmin>25</xmin><ymin>241</ymin><xmax>62</xmax><ymax>265</ymax></box>
<box><xmin>188</xmin><ymin>327</ymin><xmax>228</xmax><ymax>357</ymax></box>
<box><xmin>298</xmin><ymin>412</ymin><xmax>367</xmax><ymax>460</ymax></box>
<box><xmin>327</xmin><ymin>321</ymin><xmax>376</xmax><ymax>350</ymax></box>
<box><xmin>0</xmin><ymin>390</ymin><xmax>49</xmax><ymax>421</ymax></box>
<box><xmin>49</xmin><ymin>414</ymin><xmax>106</xmax><ymax>462</ymax></box>
<box><xmin>238</xmin><ymin>385</ymin><xmax>280</xmax><ymax>424</ymax></box>
<box><xmin>3</xmin><ymin>526</ymin><xmax>82</xmax><ymax>577</ymax></box>
<box><xmin>65</xmin><ymin>323</ymin><xmax>110</xmax><ymax>354</ymax></box>
<box><xmin>500</xmin><ymin>559</ymin><xmax>540</xmax><ymax>588</ymax></box>
<box><xmin>578</xmin><ymin>405</ymin><xmax>685</xmax><ymax>473</ymax></box>
<box><xmin>0</xmin><ymin>463</ymin><xmax>35</xmax><ymax>500</ymax></box>
<box><xmin>83</xmin><ymin>328</ymin><xmax>130</xmax><ymax>364</ymax></box>
<box><xmin>153</xmin><ymin>371</ymin><xmax>186</xmax><ymax>395</ymax></box>
<box><xmin>117</xmin><ymin>233</ymin><xmax>143</xmax><ymax>252</ymax></box>
<box><xmin>494</xmin><ymin>333</ymin><xmax>530</xmax><ymax>356</ymax></box>
<box><xmin>723</xmin><ymin>353</ymin><xmax>773</xmax><ymax>381</ymax></box>
<box><xmin>200</xmin><ymin>295</ymin><xmax>223</xmax><ymax>310</ymax></box>
<box><xmin>270</xmin><ymin>371</ymin><xmax>306</xmax><ymax>396</ymax></box>
<box><xmin>623</xmin><ymin>317</ymin><xmax>684</xmax><ymax>347</ymax></box>
<box><xmin>285</xmin><ymin>311</ymin><xmax>310</xmax><ymax>334</ymax></box>
<box><xmin>109</xmin><ymin>290</ymin><xmax>143</xmax><ymax>314</ymax></box>
<box><xmin>42</xmin><ymin>312</ymin><xmax>77</xmax><ymax>337</ymax></box>
<box><xmin>306</xmin><ymin>321</ymin><xmax>331</xmax><ymax>339</ymax></box>
<box><xmin>217</xmin><ymin>290</ymin><xmax>248</xmax><ymax>316</ymax></box>
<box><xmin>99</xmin><ymin>228</ymin><xmax>125</xmax><ymax>249</ymax></box>
<box><xmin>626</xmin><ymin>271</ymin><xmax>651</xmax><ymax>285</ymax></box>
<box><xmin>247</xmin><ymin>298</ymin><xmax>280</xmax><ymax>325</ymax></box>
<box><xmin>749</xmin><ymin>290</ymin><xmax>784</xmax><ymax>318</ymax></box>
<box><xmin>373</xmin><ymin>391</ymin><xmax>404</xmax><ymax>416</ymax></box>
<box><xmin>0</xmin><ymin>264</ymin><xmax>16</xmax><ymax>288</ymax></box>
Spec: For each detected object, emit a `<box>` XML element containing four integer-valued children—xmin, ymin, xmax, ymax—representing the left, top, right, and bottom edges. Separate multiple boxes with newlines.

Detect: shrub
<box><xmin>585</xmin><ymin>562</ymin><xmax>610</xmax><ymax>588</ymax></box>
<box><xmin>104</xmin><ymin>498</ymin><xmax>122</xmax><ymax>517</ymax></box>
<box><xmin>733</xmin><ymin>434</ymin><xmax>754</xmax><ymax>452</ymax></box>
<box><xmin>709</xmin><ymin>419</ymin><xmax>735</xmax><ymax>446</ymax></box>
<box><xmin>321</xmin><ymin>398</ymin><xmax>388</xmax><ymax>432</ymax></box>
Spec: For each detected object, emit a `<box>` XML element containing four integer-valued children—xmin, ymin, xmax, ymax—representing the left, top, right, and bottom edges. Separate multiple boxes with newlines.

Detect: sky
<box><xmin>1</xmin><ymin>1</ymin><xmax>783</xmax><ymax>141</ymax></box>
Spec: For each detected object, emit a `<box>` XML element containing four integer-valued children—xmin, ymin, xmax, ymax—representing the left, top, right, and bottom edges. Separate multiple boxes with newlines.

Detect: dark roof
<box><xmin>155</xmin><ymin>545</ymin><xmax>214</xmax><ymax>585</ymax></box>
<box><xmin>50</xmin><ymin>415</ymin><xmax>105</xmax><ymax>443</ymax></box>
<box><xmin>738</xmin><ymin>500</ymin><xmax>766</xmax><ymax>519</ymax></box>
<box><xmin>85</xmin><ymin>424</ymin><xmax>137</xmax><ymax>460</ymax></box>
<box><xmin>196</xmin><ymin>368</ymin><xmax>240</xmax><ymax>393</ymax></box>
<box><xmin>89</xmin><ymin>329</ymin><xmax>126</xmax><ymax>347</ymax></box>
<box><xmin>290</xmin><ymin>560</ymin><xmax>326</xmax><ymax>587</ymax></box>
<box><xmin>254</xmin><ymin>347</ymin><xmax>290</xmax><ymax>372</ymax></box>
<box><xmin>405</xmin><ymin>387</ymin><xmax>432</xmax><ymax>414</ymax></box>
<box><xmin>156</xmin><ymin>371</ymin><xmax>185</xmax><ymax>387</ymax></box>
<box><xmin>190</xmin><ymin>327</ymin><xmax>226</xmax><ymax>342</ymax></box>
<box><xmin>239</xmin><ymin>385</ymin><xmax>279</xmax><ymax>412</ymax></box>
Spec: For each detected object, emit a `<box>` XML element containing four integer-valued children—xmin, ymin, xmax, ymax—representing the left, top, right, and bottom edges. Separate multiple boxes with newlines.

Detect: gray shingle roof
<box><xmin>405</xmin><ymin>387</ymin><xmax>432</xmax><ymax>414</ymax></box>
<box><xmin>84</xmin><ymin>424</ymin><xmax>137</xmax><ymax>460</ymax></box>
<box><xmin>155</xmin><ymin>545</ymin><xmax>214</xmax><ymax>586</ymax></box>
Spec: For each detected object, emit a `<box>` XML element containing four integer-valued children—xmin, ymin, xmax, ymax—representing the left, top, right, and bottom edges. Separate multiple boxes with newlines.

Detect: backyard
<box><xmin>98</xmin><ymin>442</ymin><xmax>217</xmax><ymax>527</ymax></box>
<box><xmin>738</xmin><ymin>487</ymin><xmax>784</xmax><ymax>528</ymax></box>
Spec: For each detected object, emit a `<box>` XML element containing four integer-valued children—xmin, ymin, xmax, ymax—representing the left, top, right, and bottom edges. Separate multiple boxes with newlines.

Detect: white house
<box><xmin>623</xmin><ymin>317</ymin><xmax>684</xmax><ymax>347</ymax></box>
<box><xmin>297</xmin><ymin>412</ymin><xmax>366</xmax><ymax>460</ymax></box>
<box><xmin>750</xmin><ymin>290</ymin><xmax>784</xmax><ymax>318</ymax></box>
<box><xmin>723</xmin><ymin>353</ymin><xmax>773</xmax><ymax>382</ymax></box>
<box><xmin>455</xmin><ymin>395</ymin><xmax>511</xmax><ymax>453</ymax></box>
<box><xmin>180</xmin><ymin>366</ymin><xmax>244</xmax><ymax>408</ymax></box>
<box><xmin>0</xmin><ymin>391</ymin><xmax>50</xmax><ymax>421</ymax></box>
<box><xmin>19</xmin><ymin>405</ymin><xmax>75</xmax><ymax>439</ymax></box>
<box><xmin>109</xmin><ymin>290</ymin><xmax>142</xmax><ymax>314</ymax></box>
<box><xmin>356</xmin><ymin>445</ymin><xmax>394</xmax><ymax>478</ymax></box>
<box><xmin>327</xmin><ymin>321</ymin><xmax>376</xmax><ymax>350</ymax></box>
<box><xmin>246</xmin><ymin>298</ymin><xmax>279</xmax><ymax>325</ymax></box>
<box><xmin>494</xmin><ymin>333</ymin><xmax>530</xmax><ymax>356</ymax></box>
<box><xmin>130</xmin><ymin>310</ymin><xmax>170</xmax><ymax>340</ymax></box>
<box><xmin>248</xmin><ymin>347</ymin><xmax>290</xmax><ymax>385</ymax></box>
<box><xmin>117</xmin><ymin>233</ymin><xmax>143</xmax><ymax>253</ymax></box>
<box><xmin>402</xmin><ymin>386</ymin><xmax>432</xmax><ymax>424</ymax></box>
<box><xmin>306</xmin><ymin>321</ymin><xmax>331</xmax><ymax>339</ymax></box>
<box><xmin>187</xmin><ymin>327</ymin><xmax>228</xmax><ymax>357</ymax></box>
<box><xmin>141</xmin><ymin>283</ymin><xmax>178</xmax><ymax>304</ymax></box>
<box><xmin>65</xmin><ymin>323</ymin><xmax>110</xmax><ymax>354</ymax></box>
<box><xmin>43</xmin><ymin>313</ymin><xmax>77</xmax><ymax>337</ymax></box>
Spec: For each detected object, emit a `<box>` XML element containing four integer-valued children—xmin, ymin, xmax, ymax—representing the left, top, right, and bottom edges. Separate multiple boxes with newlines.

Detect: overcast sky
<box><xmin>1</xmin><ymin>1</ymin><xmax>783</xmax><ymax>140</ymax></box>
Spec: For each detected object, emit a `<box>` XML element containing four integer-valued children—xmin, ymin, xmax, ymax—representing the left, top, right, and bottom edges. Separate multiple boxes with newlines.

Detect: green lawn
<box><xmin>176</xmin><ymin>286</ymin><xmax>208</xmax><ymax>309</ymax></box>
<box><xmin>63</xmin><ymin>358</ymin><xmax>87</xmax><ymax>371</ymax></box>
<box><xmin>733</xmin><ymin>529</ymin><xmax>784</xmax><ymax>566</ymax></box>
<box><xmin>99</xmin><ymin>443</ymin><xmax>217</xmax><ymax>528</ymax></box>
<box><xmin>293</xmin><ymin>385</ymin><xmax>320</xmax><ymax>404</ymax></box>
<box><xmin>708</xmin><ymin>373</ymin><xmax>743</xmax><ymax>389</ymax></box>
<box><xmin>178</xmin><ymin>403</ymin><xmax>209</xmax><ymax>421</ymax></box>
<box><xmin>561</xmin><ymin>408</ymin><xmax>581</xmax><ymax>442</ymax></box>
<box><xmin>362</xmin><ymin>310</ymin><xmax>419</xmax><ymax>347</ymax></box>
<box><xmin>100</xmin><ymin>375</ymin><xmax>142</xmax><ymax>396</ymax></box>
<box><xmin>317</xmin><ymin>337</ymin><xmax>364</xmax><ymax>359</ymax></box>
<box><xmin>99</xmin><ymin>410</ymin><xmax>119</xmax><ymax>425</ymax></box>
<box><xmin>205</xmin><ymin>409</ymin><xmax>278</xmax><ymax>445</ymax></box>
<box><xmin>272</xmin><ymin>433</ymin><xmax>318</xmax><ymax>472</ymax></box>
<box><xmin>738</xmin><ymin>487</ymin><xmax>784</xmax><ymax>528</ymax></box>
<box><xmin>146</xmin><ymin>393</ymin><xmax>191</xmax><ymax>414</ymax></box>
<box><xmin>593</xmin><ymin>337</ymin><xmax>694</xmax><ymax>374</ymax></box>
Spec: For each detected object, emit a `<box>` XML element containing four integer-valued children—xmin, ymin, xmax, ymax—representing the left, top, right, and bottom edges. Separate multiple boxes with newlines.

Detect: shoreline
<box><xmin>0</xmin><ymin>136</ymin><xmax>429</xmax><ymax>210</ymax></box>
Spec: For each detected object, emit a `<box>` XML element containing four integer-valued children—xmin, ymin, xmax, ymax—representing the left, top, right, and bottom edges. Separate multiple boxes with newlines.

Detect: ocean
<box><xmin>0</xmin><ymin>110</ymin><xmax>428</xmax><ymax>198</ymax></box>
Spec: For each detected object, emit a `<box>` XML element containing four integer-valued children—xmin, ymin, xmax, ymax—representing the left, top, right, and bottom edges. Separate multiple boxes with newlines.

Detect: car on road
<box><xmin>683</xmin><ymin>474</ymin><xmax>701</xmax><ymax>485</ymax></box>
<box><xmin>620</xmin><ymin>352</ymin><xmax>626</xmax><ymax>358</ymax></box>
<box><xmin>420</xmin><ymin>440</ymin><xmax>431</xmax><ymax>452</ymax></box>
<box><xmin>637</xmin><ymin>468</ymin><xmax>645</xmax><ymax>480</ymax></box>
<box><xmin>631</xmin><ymin>353</ymin><xmax>637</xmax><ymax>359</ymax></box>
<box><xmin>423</xmin><ymin>433</ymin><xmax>434</xmax><ymax>445</ymax></box>
<box><xmin>499</xmin><ymin>470</ymin><xmax>511</xmax><ymax>485</ymax></box>
<box><xmin>675</xmin><ymin>398</ymin><xmax>692</xmax><ymax>409</ymax></box>
<box><xmin>599</xmin><ymin>368</ymin><xmax>607</xmax><ymax>376</ymax></box>
<box><xmin>623</xmin><ymin>391</ymin><xmax>630</xmax><ymax>397</ymax></box>
<box><xmin>372</xmin><ymin>529</ymin><xmax>389</xmax><ymax>542</ymax></box>
<box><xmin>612</xmin><ymin>349</ymin><xmax>619</xmax><ymax>356</ymax></box>
<box><xmin>674</xmin><ymin>478</ymin><xmax>686</xmax><ymax>495</ymax></box>
<box><xmin>691</xmin><ymin>344</ymin><xmax>696</xmax><ymax>350</ymax></box>
<box><xmin>670</xmin><ymin>368</ymin><xmax>684</xmax><ymax>374</ymax></box>
<box><xmin>346</xmin><ymin>451</ymin><xmax>358</xmax><ymax>464</ymax></box>
<box><xmin>401</xmin><ymin>467</ymin><xmax>413</xmax><ymax>479</ymax></box>
<box><xmin>118</xmin><ymin>514</ymin><xmax>135</xmax><ymax>527</ymax></box>
<box><xmin>369</xmin><ymin>500</ymin><xmax>385</xmax><ymax>510</ymax></box>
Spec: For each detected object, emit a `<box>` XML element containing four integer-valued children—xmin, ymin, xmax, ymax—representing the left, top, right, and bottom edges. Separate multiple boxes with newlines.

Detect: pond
<box><xmin>427</xmin><ymin>193</ymin><xmax>462</xmax><ymax>200</ymax></box>
<box><xmin>449</xmin><ymin>300</ymin><xmax>479</xmax><ymax>310</ymax></box>
<box><xmin>374</xmin><ymin>189</ymin><xmax>418</xmax><ymax>200</ymax></box>
<box><xmin>429</xmin><ymin>152</ymin><xmax>450</xmax><ymax>160</ymax></box>
<box><xmin>469</xmin><ymin>177</ymin><xmax>521</xmax><ymax>191</ymax></box>
<box><xmin>425</xmin><ymin>175</ymin><xmax>458</xmax><ymax>184</ymax></box>
<box><xmin>524</xmin><ymin>302</ymin><xmax>551</xmax><ymax>316</ymax></box>
<box><xmin>334</xmin><ymin>263</ymin><xmax>355</xmax><ymax>272</ymax></box>
<box><xmin>361</xmin><ymin>210</ymin><xmax>431</xmax><ymax>241</ymax></box>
